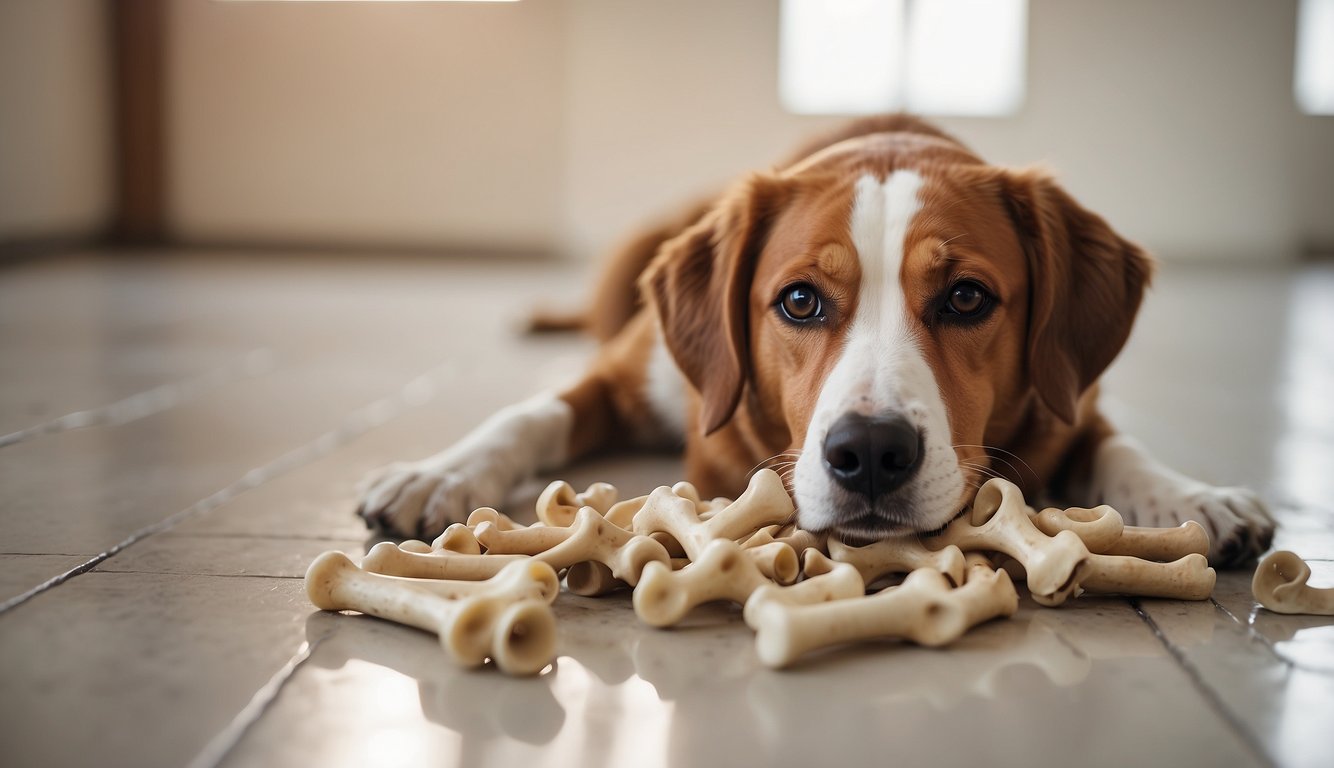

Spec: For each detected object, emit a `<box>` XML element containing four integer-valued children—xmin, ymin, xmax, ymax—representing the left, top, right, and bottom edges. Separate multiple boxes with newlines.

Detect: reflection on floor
<box><xmin>0</xmin><ymin>252</ymin><xmax>1331</xmax><ymax>768</ymax></box>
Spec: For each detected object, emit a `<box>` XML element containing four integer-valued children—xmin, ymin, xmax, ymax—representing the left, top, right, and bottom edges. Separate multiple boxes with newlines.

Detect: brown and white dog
<box><xmin>357</xmin><ymin>115</ymin><xmax>1273</xmax><ymax>566</ymax></box>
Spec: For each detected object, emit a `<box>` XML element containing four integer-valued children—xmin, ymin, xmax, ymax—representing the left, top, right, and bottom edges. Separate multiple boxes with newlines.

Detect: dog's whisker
<box><xmin>952</xmin><ymin>444</ymin><xmax>1040</xmax><ymax>485</ymax></box>
<box><xmin>745</xmin><ymin>450</ymin><xmax>805</xmax><ymax>480</ymax></box>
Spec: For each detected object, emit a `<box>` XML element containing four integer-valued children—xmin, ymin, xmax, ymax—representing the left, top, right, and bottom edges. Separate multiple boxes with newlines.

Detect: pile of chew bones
<box><xmin>307</xmin><ymin>468</ymin><xmax>1329</xmax><ymax>676</ymax></box>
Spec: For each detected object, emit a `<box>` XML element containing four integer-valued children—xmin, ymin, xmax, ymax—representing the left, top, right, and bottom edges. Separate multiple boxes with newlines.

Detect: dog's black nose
<box><xmin>822</xmin><ymin>413</ymin><xmax>922</xmax><ymax>499</ymax></box>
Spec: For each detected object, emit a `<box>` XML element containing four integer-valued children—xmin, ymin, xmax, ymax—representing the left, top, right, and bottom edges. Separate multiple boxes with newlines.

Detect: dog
<box><xmin>357</xmin><ymin>115</ymin><xmax>1274</xmax><ymax>566</ymax></box>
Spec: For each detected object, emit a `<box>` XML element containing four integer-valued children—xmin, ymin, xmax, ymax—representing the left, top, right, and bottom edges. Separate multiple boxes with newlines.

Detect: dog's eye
<box><xmin>942</xmin><ymin>281</ymin><xmax>992</xmax><ymax>318</ymax></box>
<box><xmin>777</xmin><ymin>283</ymin><xmax>823</xmax><ymax>322</ymax></box>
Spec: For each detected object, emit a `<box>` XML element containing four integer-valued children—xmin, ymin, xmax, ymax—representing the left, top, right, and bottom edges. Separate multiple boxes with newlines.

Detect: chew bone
<box><xmin>926</xmin><ymin>479</ymin><xmax>1089</xmax><ymax>605</ymax></box>
<box><xmin>433</xmin><ymin>523</ymin><xmax>482</xmax><ymax>555</ymax></box>
<box><xmin>1030</xmin><ymin>505</ymin><xmax>1124</xmax><ymax>552</ymax></box>
<box><xmin>604</xmin><ymin>495</ymin><xmax>649</xmax><ymax>529</ymax></box>
<box><xmin>633</xmin><ymin>539</ymin><xmax>772</xmax><ymax>627</ymax></box>
<box><xmin>305</xmin><ymin>551</ymin><xmax>556</xmax><ymax>675</ymax></box>
<box><xmin>741</xmin><ymin>525</ymin><xmax>826</xmax><ymax>556</ymax></box>
<box><xmin>1031</xmin><ymin>506</ymin><xmax>1209</xmax><ymax>561</ymax></box>
<box><xmin>536</xmin><ymin>481</ymin><xmax>618</xmax><ymax>526</ymax></box>
<box><xmin>475</xmin><ymin>506</ymin><xmax>669</xmax><ymax>585</ymax></box>
<box><xmin>633</xmin><ymin>469</ymin><xmax>794</xmax><ymax>559</ymax></box>
<box><xmin>750</xmin><ymin>567</ymin><xmax>1017</xmax><ymax>669</ymax></box>
<box><xmin>564</xmin><ymin>561</ymin><xmax>625</xmax><ymax>596</ymax></box>
<box><xmin>535</xmin><ymin>508</ymin><xmax>670</xmax><ymax>585</ymax></box>
<box><xmin>361</xmin><ymin>541</ymin><xmax>527</xmax><ymax>580</ymax></box>
<box><xmin>466</xmin><ymin>507</ymin><xmax>527</xmax><ymax>531</ymax></box>
<box><xmin>1079</xmin><ymin>552</ymin><xmax>1215</xmax><ymax>600</ymax></box>
<box><xmin>742</xmin><ymin>551</ymin><xmax>866</xmax><ymax>628</ymax></box>
<box><xmin>745</xmin><ymin>541</ymin><xmax>800</xmax><ymax>585</ymax></box>
<box><xmin>1252</xmin><ymin>550</ymin><xmax>1334</xmax><ymax>615</ymax></box>
<box><xmin>1104</xmin><ymin>522</ymin><xmax>1209</xmax><ymax>561</ymax></box>
<box><xmin>828</xmin><ymin>535</ymin><xmax>968</xmax><ymax>587</ymax></box>
<box><xmin>375</xmin><ymin>558</ymin><xmax>562</xmax><ymax>604</ymax></box>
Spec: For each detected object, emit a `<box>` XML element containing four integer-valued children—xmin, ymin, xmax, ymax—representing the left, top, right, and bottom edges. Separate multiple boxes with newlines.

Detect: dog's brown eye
<box><xmin>778</xmin><ymin>283</ymin><xmax>823</xmax><ymax>322</ymax></box>
<box><xmin>943</xmin><ymin>281</ymin><xmax>991</xmax><ymax>318</ymax></box>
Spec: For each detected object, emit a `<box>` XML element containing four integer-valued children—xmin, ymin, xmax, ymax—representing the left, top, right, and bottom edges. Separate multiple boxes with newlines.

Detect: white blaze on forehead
<box><xmin>792</xmin><ymin>169</ymin><xmax>964</xmax><ymax>534</ymax></box>
<box><xmin>849</xmin><ymin>171</ymin><xmax>924</xmax><ymax>320</ymax></box>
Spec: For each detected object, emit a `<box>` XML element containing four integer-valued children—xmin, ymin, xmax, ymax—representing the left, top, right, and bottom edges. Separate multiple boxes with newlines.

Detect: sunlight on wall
<box><xmin>780</xmin><ymin>0</ymin><xmax>1026</xmax><ymax>116</ymax></box>
<box><xmin>1296</xmin><ymin>0</ymin><xmax>1334</xmax><ymax>114</ymax></box>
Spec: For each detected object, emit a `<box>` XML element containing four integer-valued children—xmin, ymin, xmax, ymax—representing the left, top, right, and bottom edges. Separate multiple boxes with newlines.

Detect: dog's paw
<box><xmin>1102</xmin><ymin>476</ymin><xmax>1274</xmax><ymax>567</ymax></box>
<box><xmin>356</xmin><ymin>456</ymin><xmax>510</xmax><ymax>539</ymax></box>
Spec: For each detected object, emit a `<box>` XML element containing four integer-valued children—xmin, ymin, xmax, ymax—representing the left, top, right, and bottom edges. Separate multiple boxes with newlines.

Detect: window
<box><xmin>779</xmin><ymin>0</ymin><xmax>1027</xmax><ymax>116</ymax></box>
<box><xmin>1296</xmin><ymin>0</ymin><xmax>1334</xmax><ymax>115</ymax></box>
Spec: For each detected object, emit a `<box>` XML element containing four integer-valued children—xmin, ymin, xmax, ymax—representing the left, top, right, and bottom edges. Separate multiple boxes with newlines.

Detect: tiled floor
<box><xmin>1</xmin><ymin>251</ymin><xmax>1331</xmax><ymax>768</ymax></box>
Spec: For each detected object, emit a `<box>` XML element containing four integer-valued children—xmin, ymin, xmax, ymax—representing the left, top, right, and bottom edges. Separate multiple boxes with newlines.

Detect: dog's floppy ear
<box><xmin>1002</xmin><ymin>169</ymin><xmax>1154</xmax><ymax>424</ymax></box>
<box><xmin>642</xmin><ymin>174</ymin><xmax>789</xmax><ymax>435</ymax></box>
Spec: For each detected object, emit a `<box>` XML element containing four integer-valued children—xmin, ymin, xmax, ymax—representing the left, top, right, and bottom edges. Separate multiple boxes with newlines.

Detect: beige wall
<box><xmin>0</xmin><ymin>0</ymin><xmax>111</xmax><ymax>244</ymax></box>
<box><xmin>167</xmin><ymin>0</ymin><xmax>565</xmax><ymax>251</ymax></box>
<box><xmin>561</xmin><ymin>0</ymin><xmax>1334</xmax><ymax>263</ymax></box>
<box><xmin>13</xmin><ymin>0</ymin><xmax>1313</xmax><ymax>260</ymax></box>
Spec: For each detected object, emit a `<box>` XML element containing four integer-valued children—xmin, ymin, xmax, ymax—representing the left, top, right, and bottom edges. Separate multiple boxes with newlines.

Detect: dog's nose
<box><xmin>822</xmin><ymin>413</ymin><xmax>922</xmax><ymax>499</ymax></box>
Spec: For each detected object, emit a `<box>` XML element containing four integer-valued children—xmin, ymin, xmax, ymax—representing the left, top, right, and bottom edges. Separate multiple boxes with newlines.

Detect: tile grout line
<box><xmin>91</xmin><ymin>569</ymin><xmax>305</xmax><ymax>580</ymax></box>
<box><xmin>1130</xmin><ymin>599</ymin><xmax>1280</xmax><ymax>768</ymax></box>
<box><xmin>186</xmin><ymin>628</ymin><xmax>336</xmax><ymax>768</ymax></box>
<box><xmin>0</xmin><ymin>366</ymin><xmax>448</xmax><ymax>616</ymax></box>
<box><xmin>1209</xmin><ymin>597</ymin><xmax>1334</xmax><ymax>676</ymax></box>
<box><xmin>0</xmin><ymin>348</ymin><xmax>278</xmax><ymax>449</ymax></box>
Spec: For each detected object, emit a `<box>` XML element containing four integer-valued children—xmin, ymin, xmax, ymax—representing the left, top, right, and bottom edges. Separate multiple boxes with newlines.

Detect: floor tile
<box><xmin>0</xmin><ymin>571</ymin><xmax>309</xmax><ymax>768</ymax></box>
<box><xmin>216</xmin><ymin>595</ymin><xmax>1262</xmax><ymax>768</ymax></box>
<box><xmin>0</xmin><ymin>553</ymin><xmax>94</xmax><ymax>603</ymax></box>
<box><xmin>1138</xmin><ymin>589</ymin><xmax>1334</xmax><ymax>768</ymax></box>
<box><xmin>94</xmin><ymin>532</ymin><xmax>366</xmax><ymax>579</ymax></box>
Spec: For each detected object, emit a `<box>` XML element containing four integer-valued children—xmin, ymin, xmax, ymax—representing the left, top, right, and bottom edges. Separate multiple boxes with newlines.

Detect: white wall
<box><xmin>161</xmin><ymin>0</ymin><xmax>1333</xmax><ymax>261</ymax></box>
<box><xmin>0</xmin><ymin>0</ymin><xmax>111</xmax><ymax>244</ymax></box>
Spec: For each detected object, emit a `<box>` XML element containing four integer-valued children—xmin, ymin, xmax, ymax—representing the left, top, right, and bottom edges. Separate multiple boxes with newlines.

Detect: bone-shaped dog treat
<box><xmin>361</xmin><ymin>541</ymin><xmax>527</xmax><ymax>580</ymax></box>
<box><xmin>633</xmin><ymin>539</ymin><xmax>772</xmax><ymax>627</ymax></box>
<box><xmin>746</xmin><ymin>541</ymin><xmax>800</xmax><ymax>585</ymax></box>
<box><xmin>433</xmin><ymin>523</ymin><xmax>483</xmax><ymax>555</ymax></box>
<box><xmin>667</xmin><ymin>482</ymin><xmax>732</xmax><ymax>522</ymax></box>
<box><xmin>605</xmin><ymin>495</ymin><xmax>649</xmax><ymax>529</ymax></box>
<box><xmin>1103</xmin><ymin>522</ymin><xmax>1210</xmax><ymax>561</ymax></box>
<box><xmin>1075</xmin><ymin>552</ymin><xmax>1215</xmax><ymax>600</ymax></box>
<box><xmin>956</xmin><ymin>563</ymin><xmax>1021</xmax><ymax>626</ymax></box>
<box><xmin>398</xmin><ymin>539</ymin><xmax>433</xmax><ymax>554</ymax></box>
<box><xmin>467</xmin><ymin>507</ymin><xmax>530</xmax><ymax>532</ymax></box>
<box><xmin>1031</xmin><ymin>505</ymin><xmax>1124</xmax><ymax>552</ymax></box>
<box><xmin>1031</xmin><ymin>506</ymin><xmax>1209</xmax><ymax>561</ymax></box>
<box><xmin>382</xmin><ymin>558</ymin><xmax>562</xmax><ymax>604</ymax></box>
<box><xmin>741</xmin><ymin>525</ymin><xmax>825</xmax><ymax>556</ymax></box>
<box><xmin>828</xmin><ymin>534</ymin><xmax>968</xmax><ymax>587</ymax></box>
<box><xmin>633</xmin><ymin>469</ymin><xmax>794</xmax><ymax>559</ymax></box>
<box><xmin>750</xmin><ymin>567</ymin><xmax>1011</xmax><ymax>669</ymax></box>
<box><xmin>475</xmin><ymin>518</ymin><xmax>572</xmax><ymax>556</ymax></box>
<box><xmin>564</xmin><ymin>560</ymin><xmax>626</xmax><ymax>596</ymax></box>
<box><xmin>925</xmin><ymin>479</ymin><xmax>1089</xmax><ymax>604</ymax></box>
<box><xmin>531</xmin><ymin>507</ymin><xmax>669</xmax><ymax>585</ymax></box>
<box><xmin>742</xmin><ymin>551</ymin><xmax>866</xmax><ymax>628</ymax></box>
<box><xmin>1252</xmin><ymin>550</ymin><xmax>1334</xmax><ymax>615</ymax></box>
<box><xmin>671</xmin><ymin>481</ymin><xmax>703</xmax><ymax>507</ymax></box>
<box><xmin>535</xmin><ymin>480</ymin><xmax>618</xmax><ymax>527</ymax></box>
<box><xmin>305</xmin><ymin>551</ymin><xmax>556</xmax><ymax>675</ymax></box>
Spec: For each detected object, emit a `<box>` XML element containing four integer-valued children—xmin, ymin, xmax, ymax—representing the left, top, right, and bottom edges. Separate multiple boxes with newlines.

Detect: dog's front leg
<box><xmin>1084</xmin><ymin>434</ymin><xmax>1275</xmax><ymax>566</ymax></box>
<box><xmin>358</xmin><ymin>316</ymin><xmax>673</xmax><ymax>539</ymax></box>
<box><xmin>356</xmin><ymin>391</ymin><xmax>577</xmax><ymax>538</ymax></box>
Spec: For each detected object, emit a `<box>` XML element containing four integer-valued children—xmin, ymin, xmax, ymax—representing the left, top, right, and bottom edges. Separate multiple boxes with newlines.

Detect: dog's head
<box><xmin>644</xmin><ymin>129</ymin><xmax>1152</xmax><ymax>539</ymax></box>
